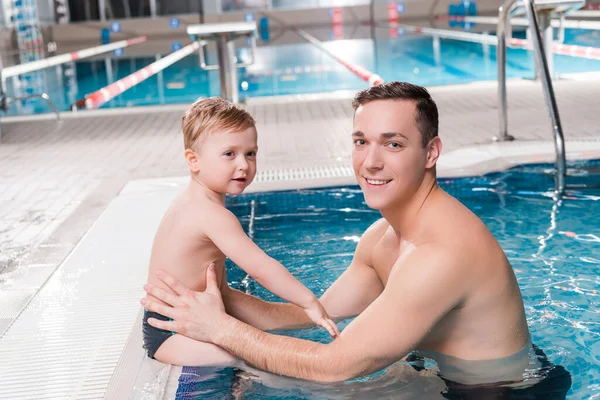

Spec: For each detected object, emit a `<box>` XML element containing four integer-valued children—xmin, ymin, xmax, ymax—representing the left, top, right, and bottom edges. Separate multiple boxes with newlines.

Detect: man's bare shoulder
<box><xmin>353</xmin><ymin>218</ymin><xmax>392</xmax><ymax>265</ymax></box>
<box><xmin>388</xmin><ymin>243</ymin><xmax>469</xmax><ymax>303</ymax></box>
<box><xmin>426</xmin><ymin>190</ymin><xmax>497</xmax><ymax>248</ymax></box>
<box><xmin>399</xmin><ymin>243</ymin><xmax>463</xmax><ymax>275</ymax></box>
<box><xmin>361</xmin><ymin>218</ymin><xmax>390</xmax><ymax>245</ymax></box>
<box><xmin>415</xmin><ymin>190</ymin><xmax>510</xmax><ymax>285</ymax></box>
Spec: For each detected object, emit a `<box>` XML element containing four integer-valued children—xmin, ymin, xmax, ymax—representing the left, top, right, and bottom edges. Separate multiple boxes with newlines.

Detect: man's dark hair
<box><xmin>352</xmin><ymin>82</ymin><xmax>439</xmax><ymax>148</ymax></box>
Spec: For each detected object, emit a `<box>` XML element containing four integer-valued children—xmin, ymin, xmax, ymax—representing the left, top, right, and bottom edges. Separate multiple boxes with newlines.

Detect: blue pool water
<box><xmin>2</xmin><ymin>27</ymin><xmax>600</xmax><ymax>116</ymax></box>
<box><xmin>175</xmin><ymin>159</ymin><xmax>600</xmax><ymax>399</ymax></box>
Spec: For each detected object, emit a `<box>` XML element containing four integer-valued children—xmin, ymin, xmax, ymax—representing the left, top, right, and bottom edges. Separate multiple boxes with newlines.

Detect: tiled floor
<box><xmin>0</xmin><ymin>77</ymin><xmax>599</xmax><ymax>339</ymax></box>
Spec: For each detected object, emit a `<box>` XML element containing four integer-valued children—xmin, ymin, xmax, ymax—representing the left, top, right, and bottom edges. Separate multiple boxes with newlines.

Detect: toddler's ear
<box><xmin>184</xmin><ymin>149</ymin><xmax>200</xmax><ymax>173</ymax></box>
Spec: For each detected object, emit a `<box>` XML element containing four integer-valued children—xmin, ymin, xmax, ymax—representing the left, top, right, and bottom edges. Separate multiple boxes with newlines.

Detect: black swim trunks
<box><xmin>440</xmin><ymin>344</ymin><xmax>572</xmax><ymax>400</ymax></box>
<box><xmin>142</xmin><ymin>309</ymin><xmax>175</xmax><ymax>359</ymax></box>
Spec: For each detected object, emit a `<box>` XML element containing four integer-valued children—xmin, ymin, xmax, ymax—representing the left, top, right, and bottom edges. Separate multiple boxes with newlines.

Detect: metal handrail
<box><xmin>496</xmin><ymin>0</ymin><xmax>516</xmax><ymax>142</ymax></box>
<box><xmin>496</xmin><ymin>0</ymin><xmax>583</xmax><ymax>193</ymax></box>
<box><xmin>0</xmin><ymin>90</ymin><xmax>61</xmax><ymax>142</ymax></box>
<box><xmin>188</xmin><ymin>22</ymin><xmax>258</xmax><ymax>103</ymax></box>
<box><xmin>522</xmin><ymin>0</ymin><xmax>566</xmax><ymax>194</ymax></box>
<box><xmin>440</xmin><ymin>15</ymin><xmax>600</xmax><ymax>31</ymax></box>
<box><xmin>5</xmin><ymin>93</ymin><xmax>61</xmax><ymax>121</ymax></box>
<box><xmin>198</xmin><ymin>35</ymin><xmax>257</xmax><ymax>70</ymax></box>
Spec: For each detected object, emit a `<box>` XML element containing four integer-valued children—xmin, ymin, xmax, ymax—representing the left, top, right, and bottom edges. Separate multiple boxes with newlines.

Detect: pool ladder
<box><xmin>495</xmin><ymin>0</ymin><xmax>585</xmax><ymax>194</ymax></box>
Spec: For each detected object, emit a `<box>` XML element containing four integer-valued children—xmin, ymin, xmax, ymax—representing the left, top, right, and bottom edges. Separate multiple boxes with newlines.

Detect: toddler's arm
<box><xmin>205</xmin><ymin>207</ymin><xmax>339</xmax><ymax>337</ymax></box>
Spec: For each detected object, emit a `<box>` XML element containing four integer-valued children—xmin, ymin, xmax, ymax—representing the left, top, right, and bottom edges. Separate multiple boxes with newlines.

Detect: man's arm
<box><xmin>144</xmin><ymin>245</ymin><xmax>467</xmax><ymax>382</ymax></box>
<box><xmin>318</xmin><ymin>219</ymin><xmax>387</xmax><ymax>321</ymax></box>
<box><xmin>217</xmin><ymin>219</ymin><xmax>388</xmax><ymax>331</ymax></box>
<box><xmin>220</xmin><ymin>276</ymin><xmax>311</xmax><ymax>331</ymax></box>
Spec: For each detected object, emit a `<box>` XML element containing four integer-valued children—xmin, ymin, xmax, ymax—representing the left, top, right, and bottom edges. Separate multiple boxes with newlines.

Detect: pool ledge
<box><xmin>239</xmin><ymin>138</ymin><xmax>600</xmax><ymax>192</ymax></box>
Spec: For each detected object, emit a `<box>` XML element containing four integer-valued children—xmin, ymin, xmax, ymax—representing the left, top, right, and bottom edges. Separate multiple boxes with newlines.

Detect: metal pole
<box><xmin>526</xmin><ymin>26</ymin><xmax>537</xmax><ymax>79</ymax></box>
<box><xmin>99</xmin><ymin>0</ymin><xmax>106</xmax><ymax>21</ymax></box>
<box><xmin>215</xmin><ymin>34</ymin><xmax>239</xmax><ymax>103</ymax></box>
<box><xmin>0</xmin><ymin>56</ymin><xmax>6</xmax><ymax>110</ymax></box>
<box><xmin>82</xmin><ymin>0</ymin><xmax>90</xmax><ymax>20</ymax></box>
<box><xmin>227</xmin><ymin>39</ymin><xmax>239</xmax><ymax>103</ymax></box>
<box><xmin>156</xmin><ymin>54</ymin><xmax>165</xmax><ymax>104</ymax></box>
<box><xmin>0</xmin><ymin>51</ymin><xmax>7</xmax><ymax>135</ymax></box>
<box><xmin>495</xmin><ymin>0</ymin><xmax>516</xmax><ymax>142</ymax></box>
<box><xmin>65</xmin><ymin>62</ymin><xmax>78</xmax><ymax>106</ymax></box>
<box><xmin>104</xmin><ymin>57</ymin><xmax>113</xmax><ymax>84</ymax></box>
<box><xmin>198</xmin><ymin>0</ymin><xmax>204</xmax><ymax>23</ymax></box>
<box><xmin>482</xmin><ymin>31</ymin><xmax>490</xmax><ymax>59</ymax></box>
<box><xmin>541</xmin><ymin>13</ymin><xmax>554</xmax><ymax>79</ymax></box>
<box><xmin>122</xmin><ymin>0</ymin><xmax>131</xmax><ymax>18</ymax></box>
<box><xmin>433</xmin><ymin>35</ymin><xmax>441</xmax><ymax>67</ymax></box>
<box><xmin>149</xmin><ymin>0</ymin><xmax>157</xmax><ymax>18</ymax></box>
<box><xmin>0</xmin><ymin>71</ymin><xmax>4</xmax><ymax>141</ymax></box>
<box><xmin>528</xmin><ymin>12</ymin><xmax>553</xmax><ymax>80</ymax></box>
<box><xmin>522</xmin><ymin>0</ymin><xmax>566</xmax><ymax>193</ymax></box>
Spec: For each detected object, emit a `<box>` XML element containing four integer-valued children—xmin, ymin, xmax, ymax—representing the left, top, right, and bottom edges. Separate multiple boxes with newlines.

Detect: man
<box><xmin>141</xmin><ymin>82</ymin><xmax>550</xmax><ymax>387</ymax></box>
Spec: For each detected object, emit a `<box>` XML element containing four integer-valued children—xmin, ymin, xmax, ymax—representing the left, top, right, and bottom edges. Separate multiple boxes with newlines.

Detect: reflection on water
<box><xmin>177</xmin><ymin>361</ymin><xmax>447</xmax><ymax>399</ymax></box>
<box><xmin>176</xmin><ymin>345</ymin><xmax>573</xmax><ymax>399</ymax></box>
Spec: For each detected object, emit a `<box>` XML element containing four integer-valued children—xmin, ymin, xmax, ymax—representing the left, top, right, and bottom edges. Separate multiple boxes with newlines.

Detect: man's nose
<box><xmin>364</xmin><ymin>147</ymin><xmax>383</xmax><ymax>170</ymax></box>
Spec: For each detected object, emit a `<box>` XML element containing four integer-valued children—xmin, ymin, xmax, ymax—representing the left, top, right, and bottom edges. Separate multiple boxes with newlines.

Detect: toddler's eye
<box><xmin>224</xmin><ymin>151</ymin><xmax>235</xmax><ymax>157</ymax></box>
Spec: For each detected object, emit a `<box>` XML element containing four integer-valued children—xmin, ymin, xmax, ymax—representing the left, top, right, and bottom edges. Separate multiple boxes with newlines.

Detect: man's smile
<box><xmin>364</xmin><ymin>177</ymin><xmax>392</xmax><ymax>187</ymax></box>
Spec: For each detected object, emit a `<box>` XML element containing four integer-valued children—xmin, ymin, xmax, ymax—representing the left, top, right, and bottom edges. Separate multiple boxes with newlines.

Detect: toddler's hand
<box><xmin>305</xmin><ymin>300</ymin><xmax>340</xmax><ymax>338</ymax></box>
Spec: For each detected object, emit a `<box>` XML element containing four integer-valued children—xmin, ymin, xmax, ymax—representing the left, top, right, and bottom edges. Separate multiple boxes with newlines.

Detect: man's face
<box><xmin>352</xmin><ymin>99</ymin><xmax>431</xmax><ymax>211</ymax></box>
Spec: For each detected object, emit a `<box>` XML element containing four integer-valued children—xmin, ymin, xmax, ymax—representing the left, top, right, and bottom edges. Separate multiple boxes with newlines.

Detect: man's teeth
<box><xmin>366</xmin><ymin>179</ymin><xmax>391</xmax><ymax>185</ymax></box>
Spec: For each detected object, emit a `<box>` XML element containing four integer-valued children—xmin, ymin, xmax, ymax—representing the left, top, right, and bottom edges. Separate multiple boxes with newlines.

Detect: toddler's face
<box><xmin>196</xmin><ymin>127</ymin><xmax>258</xmax><ymax>195</ymax></box>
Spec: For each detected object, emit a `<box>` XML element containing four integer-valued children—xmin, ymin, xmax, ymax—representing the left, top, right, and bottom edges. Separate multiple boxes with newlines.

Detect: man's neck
<box><xmin>380</xmin><ymin>172</ymin><xmax>439</xmax><ymax>241</ymax></box>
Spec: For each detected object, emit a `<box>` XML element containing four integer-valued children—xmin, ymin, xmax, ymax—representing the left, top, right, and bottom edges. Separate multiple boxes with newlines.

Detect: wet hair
<box><xmin>352</xmin><ymin>82</ymin><xmax>439</xmax><ymax>148</ymax></box>
<box><xmin>181</xmin><ymin>97</ymin><xmax>256</xmax><ymax>150</ymax></box>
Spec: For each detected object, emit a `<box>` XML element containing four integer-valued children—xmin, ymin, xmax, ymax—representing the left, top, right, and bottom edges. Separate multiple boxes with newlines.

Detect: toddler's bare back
<box><xmin>147</xmin><ymin>189</ymin><xmax>226</xmax><ymax>304</ymax></box>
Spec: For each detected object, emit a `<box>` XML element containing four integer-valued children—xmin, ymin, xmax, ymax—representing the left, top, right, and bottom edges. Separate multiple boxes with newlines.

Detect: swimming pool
<box><xmin>173</xmin><ymin>159</ymin><xmax>599</xmax><ymax>399</ymax></box>
<box><xmin>2</xmin><ymin>27</ymin><xmax>600</xmax><ymax>116</ymax></box>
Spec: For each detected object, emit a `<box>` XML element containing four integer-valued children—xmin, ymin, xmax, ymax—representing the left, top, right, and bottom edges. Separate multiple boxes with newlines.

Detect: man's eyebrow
<box><xmin>351</xmin><ymin>131</ymin><xmax>409</xmax><ymax>140</ymax></box>
<box><xmin>380</xmin><ymin>132</ymin><xmax>408</xmax><ymax>140</ymax></box>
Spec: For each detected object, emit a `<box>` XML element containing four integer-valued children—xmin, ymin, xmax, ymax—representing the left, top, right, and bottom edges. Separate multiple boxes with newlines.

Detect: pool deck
<box><xmin>1</xmin><ymin>76</ymin><xmax>600</xmax><ymax>398</ymax></box>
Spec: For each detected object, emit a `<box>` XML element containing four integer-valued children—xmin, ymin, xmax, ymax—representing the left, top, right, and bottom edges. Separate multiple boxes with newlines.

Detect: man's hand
<box><xmin>141</xmin><ymin>264</ymin><xmax>229</xmax><ymax>343</ymax></box>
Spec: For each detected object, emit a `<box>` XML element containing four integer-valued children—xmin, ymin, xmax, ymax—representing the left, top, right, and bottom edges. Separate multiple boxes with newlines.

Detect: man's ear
<box><xmin>426</xmin><ymin>137</ymin><xmax>442</xmax><ymax>169</ymax></box>
<box><xmin>184</xmin><ymin>148</ymin><xmax>200</xmax><ymax>173</ymax></box>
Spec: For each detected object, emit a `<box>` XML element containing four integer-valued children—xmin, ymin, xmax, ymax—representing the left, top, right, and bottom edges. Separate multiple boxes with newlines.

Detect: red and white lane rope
<box><xmin>2</xmin><ymin>36</ymin><xmax>147</xmax><ymax>79</ymax></box>
<box><xmin>436</xmin><ymin>15</ymin><xmax>600</xmax><ymax>31</ymax></box>
<box><xmin>75</xmin><ymin>41</ymin><xmax>201</xmax><ymax>110</ymax></box>
<box><xmin>295</xmin><ymin>28</ymin><xmax>384</xmax><ymax>86</ymax></box>
<box><xmin>401</xmin><ymin>24</ymin><xmax>600</xmax><ymax>61</ymax></box>
<box><xmin>510</xmin><ymin>37</ymin><xmax>600</xmax><ymax>60</ymax></box>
